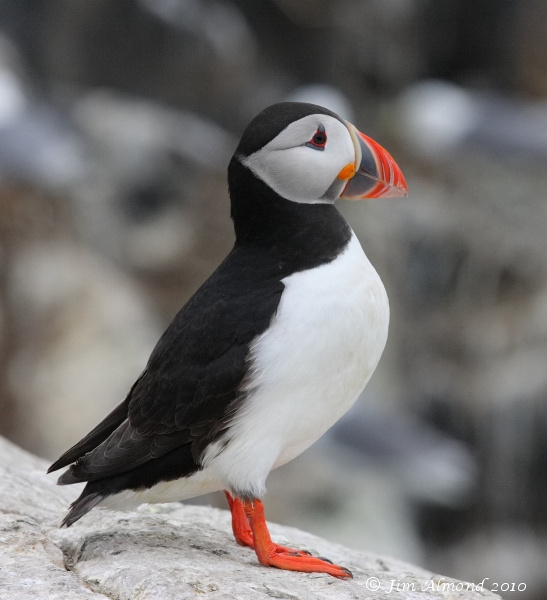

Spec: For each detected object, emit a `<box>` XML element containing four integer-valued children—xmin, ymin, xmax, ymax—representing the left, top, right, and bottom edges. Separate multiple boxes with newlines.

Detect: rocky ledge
<box><xmin>0</xmin><ymin>436</ymin><xmax>499</xmax><ymax>600</ymax></box>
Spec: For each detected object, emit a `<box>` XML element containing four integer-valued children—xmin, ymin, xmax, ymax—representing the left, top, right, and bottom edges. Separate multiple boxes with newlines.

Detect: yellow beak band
<box><xmin>337</xmin><ymin>163</ymin><xmax>356</xmax><ymax>180</ymax></box>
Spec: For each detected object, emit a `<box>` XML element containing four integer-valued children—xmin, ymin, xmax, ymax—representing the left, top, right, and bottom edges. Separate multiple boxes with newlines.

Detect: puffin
<box><xmin>48</xmin><ymin>102</ymin><xmax>407</xmax><ymax>579</ymax></box>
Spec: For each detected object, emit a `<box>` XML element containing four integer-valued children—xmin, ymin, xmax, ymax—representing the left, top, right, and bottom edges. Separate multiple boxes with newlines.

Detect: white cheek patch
<box><xmin>241</xmin><ymin>114</ymin><xmax>355</xmax><ymax>204</ymax></box>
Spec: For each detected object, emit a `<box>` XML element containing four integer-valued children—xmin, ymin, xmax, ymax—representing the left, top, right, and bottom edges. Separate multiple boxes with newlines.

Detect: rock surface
<box><xmin>0</xmin><ymin>436</ymin><xmax>500</xmax><ymax>600</ymax></box>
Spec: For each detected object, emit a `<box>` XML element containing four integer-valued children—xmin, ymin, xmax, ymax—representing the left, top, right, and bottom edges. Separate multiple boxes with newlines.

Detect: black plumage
<box><xmin>49</xmin><ymin>102</ymin><xmax>352</xmax><ymax>527</ymax></box>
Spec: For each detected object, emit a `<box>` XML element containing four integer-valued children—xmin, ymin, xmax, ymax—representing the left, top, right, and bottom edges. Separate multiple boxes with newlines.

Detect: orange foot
<box><xmin>224</xmin><ymin>491</ymin><xmax>352</xmax><ymax>579</ymax></box>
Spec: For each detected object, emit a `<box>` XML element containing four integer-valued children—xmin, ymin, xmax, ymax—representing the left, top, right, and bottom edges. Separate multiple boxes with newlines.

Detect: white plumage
<box><xmin>101</xmin><ymin>232</ymin><xmax>389</xmax><ymax>509</ymax></box>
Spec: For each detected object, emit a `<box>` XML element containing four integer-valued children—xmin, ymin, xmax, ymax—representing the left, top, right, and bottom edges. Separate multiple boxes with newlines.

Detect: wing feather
<box><xmin>47</xmin><ymin>394</ymin><xmax>131</xmax><ymax>473</ymax></box>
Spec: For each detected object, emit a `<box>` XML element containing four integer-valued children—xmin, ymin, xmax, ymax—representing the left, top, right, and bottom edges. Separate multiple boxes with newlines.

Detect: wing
<box><xmin>47</xmin><ymin>377</ymin><xmax>141</xmax><ymax>473</ymax></box>
<box><xmin>51</xmin><ymin>245</ymin><xmax>285</xmax><ymax>484</ymax></box>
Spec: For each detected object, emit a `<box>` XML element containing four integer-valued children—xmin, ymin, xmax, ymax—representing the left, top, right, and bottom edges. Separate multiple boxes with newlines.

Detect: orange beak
<box><xmin>340</xmin><ymin>123</ymin><xmax>408</xmax><ymax>199</ymax></box>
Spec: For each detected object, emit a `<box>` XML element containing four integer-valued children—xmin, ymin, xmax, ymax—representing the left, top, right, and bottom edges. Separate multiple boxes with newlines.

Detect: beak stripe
<box><xmin>341</xmin><ymin>125</ymin><xmax>408</xmax><ymax>200</ymax></box>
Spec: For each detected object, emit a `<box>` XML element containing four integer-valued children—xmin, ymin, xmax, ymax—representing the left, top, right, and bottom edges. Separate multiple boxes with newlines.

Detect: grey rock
<box><xmin>0</xmin><ymin>514</ymin><xmax>107</xmax><ymax>600</ymax></box>
<box><xmin>0</xmin><ymin>436</ymin><xmax>500</xmax><ymax>600</ymax></box>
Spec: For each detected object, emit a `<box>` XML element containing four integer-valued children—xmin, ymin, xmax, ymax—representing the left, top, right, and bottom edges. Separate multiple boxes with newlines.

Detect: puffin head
<box><xmin>230</xmin><ymin>102</ymin><xmax>408</xmax><ymax>206</ymax></box>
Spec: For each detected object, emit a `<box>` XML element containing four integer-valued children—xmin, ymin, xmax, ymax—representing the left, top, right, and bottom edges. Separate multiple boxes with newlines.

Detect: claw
<box><xmin>340</xmin><ymin>567</ymin><xmax>353</xmax><ymax>579</ymax></box>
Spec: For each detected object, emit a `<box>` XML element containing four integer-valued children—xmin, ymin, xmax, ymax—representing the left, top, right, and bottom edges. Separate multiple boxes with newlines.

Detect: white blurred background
<box><xmin>1</xmin><ymin>1</ymin><xmax>546</xmax><ymax>598</ymax></box>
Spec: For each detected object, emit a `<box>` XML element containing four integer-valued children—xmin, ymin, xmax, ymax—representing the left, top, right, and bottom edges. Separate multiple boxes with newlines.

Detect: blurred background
<box><xmin>0</xmin><ymin>0</ymin><xmax>546</xmax><ymax>597</ymax></box>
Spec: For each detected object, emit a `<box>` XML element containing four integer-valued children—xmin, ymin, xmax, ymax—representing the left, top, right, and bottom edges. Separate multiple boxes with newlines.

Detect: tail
<box><xmin>61</xmin><ymin>489</ymin><xmax>105</xmax><ymax>527</ymax></box>
<box><xmin>58</xmin><ymin>464</ymin><xmax>134</xmax><ymax>527</ymax></box>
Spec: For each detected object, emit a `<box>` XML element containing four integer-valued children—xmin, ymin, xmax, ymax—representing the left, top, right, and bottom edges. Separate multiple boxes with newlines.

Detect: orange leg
<box><xmin>224</xmin><ymin>491</ymin><xmax>254</xmax><ymax>547</ymax></box>
<box><xmin>224</xmin><ymin>491</ymin><xmax>298</xmax><ymax>553</ymax></box>
<box><xmin>240</xmin><ymin>496</ymin><xmax>352</xmax><ymax>579</ymax></box>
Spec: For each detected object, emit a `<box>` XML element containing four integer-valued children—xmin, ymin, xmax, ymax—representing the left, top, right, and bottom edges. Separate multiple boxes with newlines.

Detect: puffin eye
<box><xmin>305</xmin><ymin>125</ymin><xmax>327</xmax><ymax>151</ymax></box>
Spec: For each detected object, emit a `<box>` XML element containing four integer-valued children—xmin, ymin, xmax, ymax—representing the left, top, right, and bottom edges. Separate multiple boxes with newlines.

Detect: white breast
<box><xmin>206</xmin><ymin>232</ymin><xmax>389</xmax><ymax>498</ymax></box>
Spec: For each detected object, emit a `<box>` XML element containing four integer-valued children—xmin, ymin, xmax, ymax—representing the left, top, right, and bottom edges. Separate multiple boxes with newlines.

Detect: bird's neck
<box><xmin>228</xmin><ymin>158</ymin><xmax>351</xmax><ymax>265</ymax></box>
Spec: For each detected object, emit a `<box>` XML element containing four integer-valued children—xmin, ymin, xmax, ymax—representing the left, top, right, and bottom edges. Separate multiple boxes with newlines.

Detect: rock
<box><xmin>0</xmin><ymin>514</ymin><xmax>106</xmax><ymax>600</ymax></box>
<box><xmin>0</xmin><ymin>436</ymin><xmax>500</xmax><ymax>600</ymax></box>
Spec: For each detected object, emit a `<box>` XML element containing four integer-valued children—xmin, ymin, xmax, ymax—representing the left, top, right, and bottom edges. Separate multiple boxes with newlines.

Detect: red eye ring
<box><xmin>305</xmin><ymin>125</ymin><xmax>327</xmax><ymax>151</ymax></box>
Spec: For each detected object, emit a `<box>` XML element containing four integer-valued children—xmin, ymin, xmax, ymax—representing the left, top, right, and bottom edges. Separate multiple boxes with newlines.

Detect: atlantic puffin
<box><xmin>48</xmin><ymin>102</ymin><xmax>408</xmax><ymax>579</ymax></box>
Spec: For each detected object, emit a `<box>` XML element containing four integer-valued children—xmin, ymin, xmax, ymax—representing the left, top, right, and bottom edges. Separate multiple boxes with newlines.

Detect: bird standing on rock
<box><xmin>48</xmin><ymin>102</ymin><xmax>408</xmax><ymax>579</ymax></box>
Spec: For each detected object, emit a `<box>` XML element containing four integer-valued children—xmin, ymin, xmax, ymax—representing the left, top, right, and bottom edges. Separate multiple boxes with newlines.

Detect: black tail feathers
<box><xmin>61</xmin><ymin>491</ymin><xmax>104</xmax><ymax>528</ymax></box>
